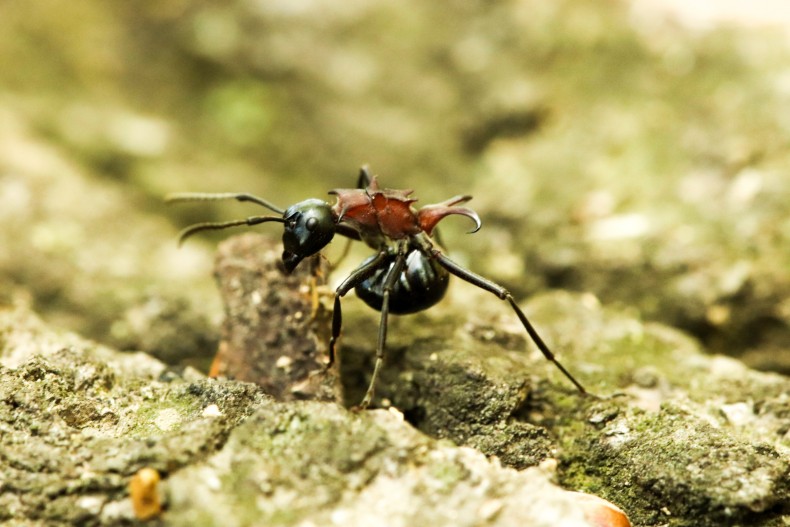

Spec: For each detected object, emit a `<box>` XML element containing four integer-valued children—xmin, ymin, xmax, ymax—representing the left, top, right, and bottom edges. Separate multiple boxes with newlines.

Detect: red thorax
<box><xmin>329</xmin><ymin>175</ymin><xmax>481</xmax><ymax>248</ymax></box>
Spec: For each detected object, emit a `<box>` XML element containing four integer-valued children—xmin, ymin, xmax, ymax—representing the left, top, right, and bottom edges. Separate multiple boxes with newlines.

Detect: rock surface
<box><xmin>2</xmin><ymin>247</ymin><xmax>788</xmax><ymax>525</ymax></box>
<box><xmin>0</xmin><ymin>0</ymin><xmax>788</xmax><ymax>525</ymax></box>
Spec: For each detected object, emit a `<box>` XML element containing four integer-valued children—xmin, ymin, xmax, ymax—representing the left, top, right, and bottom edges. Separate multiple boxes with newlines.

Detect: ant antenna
<box><xmin>166</xmin><ymin>192</ymin><xmax>284</xmax><ymax>215</ymax></box>
<box><xmin>176</xmin><ymin>216</ymin><xmax>285</xmax><ymax>245</ymax></box>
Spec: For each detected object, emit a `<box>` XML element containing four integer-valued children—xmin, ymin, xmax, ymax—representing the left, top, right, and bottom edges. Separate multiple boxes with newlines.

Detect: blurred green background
<box><xmin>1</xmin><ymin>0</ymin><xmax>788</xmax><ymax>372</ymax></box>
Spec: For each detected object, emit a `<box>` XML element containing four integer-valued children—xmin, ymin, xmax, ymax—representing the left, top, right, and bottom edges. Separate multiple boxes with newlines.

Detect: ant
<box><xmin>167</xmin><ymin>166</ymin><xmax>591</xmax><ymax>409</ymax></box>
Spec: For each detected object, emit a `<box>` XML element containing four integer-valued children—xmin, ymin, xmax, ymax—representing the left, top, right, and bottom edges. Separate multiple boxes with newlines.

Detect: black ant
<box><xmin>167</xmin><ymin>166</ymin><xmax>591</xmax><ymax>408</ymax></box>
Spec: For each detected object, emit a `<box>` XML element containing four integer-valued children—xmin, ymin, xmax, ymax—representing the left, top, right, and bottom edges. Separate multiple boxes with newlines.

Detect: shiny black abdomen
<box><xmin>355</xmin><ymin>249</ymin><xmax>449</xmax><ymax>315</ymax></box>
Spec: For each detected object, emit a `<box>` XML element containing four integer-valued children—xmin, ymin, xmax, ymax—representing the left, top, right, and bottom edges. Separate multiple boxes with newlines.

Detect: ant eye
<box><xmin>305</xmin><ymin>216</ymin><xmax>319</xmax><ymax>231</ymax></box>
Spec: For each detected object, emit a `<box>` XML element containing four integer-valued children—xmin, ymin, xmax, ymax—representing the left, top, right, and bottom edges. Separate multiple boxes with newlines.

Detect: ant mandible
<box><xmin>167</xmin><ymin>166</ymin><xmax>590</xmax><ymax>409</ymax></box>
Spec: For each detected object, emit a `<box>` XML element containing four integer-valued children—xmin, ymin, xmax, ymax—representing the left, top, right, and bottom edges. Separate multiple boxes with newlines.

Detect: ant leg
<box><xmin>359</xmin><ymin>241</ymin><xmax>407</xmax><ymax>409</ymax></box>
<box><xmin>327</xmin><ymin>248</ymin><xmax>389</xmax><ymax>370</ymax></box>
<box><xmin>429</xmin><ymin>249</ymin><xmax>593</xmax><ymax>397</ymax></box>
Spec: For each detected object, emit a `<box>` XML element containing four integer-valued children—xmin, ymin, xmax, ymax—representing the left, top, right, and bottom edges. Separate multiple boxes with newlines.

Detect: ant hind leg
<box><xmin>428</xmin><ymin>248</ymin><xmax>594</xmax><ymax>397</ymax></box>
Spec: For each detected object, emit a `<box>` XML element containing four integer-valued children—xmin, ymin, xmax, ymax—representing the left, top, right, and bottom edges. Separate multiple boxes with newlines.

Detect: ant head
<box><xmin>281</xmin><ymin>199</ymin><xmax>336</xmax><ymax>273</ymax></box>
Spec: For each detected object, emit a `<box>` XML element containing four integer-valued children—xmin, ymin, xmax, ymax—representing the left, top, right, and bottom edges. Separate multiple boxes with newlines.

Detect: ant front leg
<box><xmin>424</xmin><ymin>243</ymin><xmax>593</xmax><ymax>397</ymax></box>
<box><xmin>328</xmin><ymin>248</ymin><xmax>389</xmax><ymax>370</ymax></box>
<box><xmin>359</xmin><ymin>240</ymin><xmax>408</xmax><ymax>409</ymax></box>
